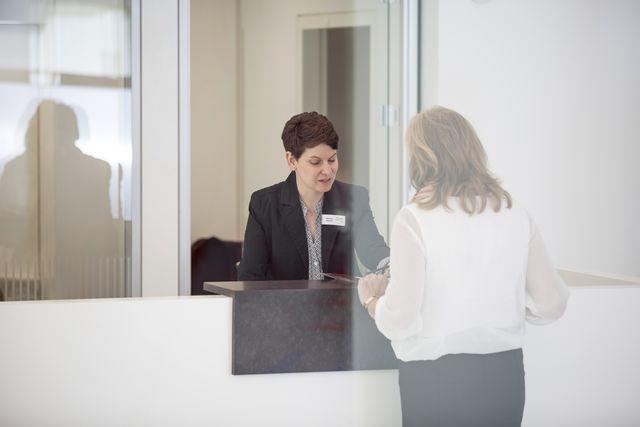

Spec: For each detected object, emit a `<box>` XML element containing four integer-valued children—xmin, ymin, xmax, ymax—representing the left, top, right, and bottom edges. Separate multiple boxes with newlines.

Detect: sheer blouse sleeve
<box><xmin>374</xmin><ymin>207</ymin><xmax>426</xmax><ymax>341</ymax></box>
<box><xmin>525</xmin><ymin>218</ymin><xmax>570</xmax><ymax>325</ymax></box>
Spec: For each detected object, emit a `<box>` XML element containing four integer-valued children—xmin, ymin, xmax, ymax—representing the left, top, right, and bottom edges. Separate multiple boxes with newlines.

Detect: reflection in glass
<box><xmin>0</xmin><ymin>0</ymin><xmax>132</xmax><ymax>301</ymax></box>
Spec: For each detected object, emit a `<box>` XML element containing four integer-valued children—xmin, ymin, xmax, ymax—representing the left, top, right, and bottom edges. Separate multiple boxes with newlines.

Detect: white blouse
<box><xmin>374</xmin><ymin>199</ymin><xmax>570</xmax><ymax>362</ymax></box>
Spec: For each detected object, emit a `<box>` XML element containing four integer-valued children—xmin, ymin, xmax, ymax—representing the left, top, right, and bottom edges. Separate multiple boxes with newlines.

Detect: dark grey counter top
<box><xmin>204</xmin><ymin>279</ymin><xmax>348</xmax><ymax>295</ymax></box>
<box><xmin>204</xmin><ymin>279</ymin><xmax>397</xmax><ymax>375</ymax></box>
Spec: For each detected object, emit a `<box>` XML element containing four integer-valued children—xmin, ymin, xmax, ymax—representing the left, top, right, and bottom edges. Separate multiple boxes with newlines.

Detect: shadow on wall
<box><xmin>0</xmin><ymin>100</ymin><xmax>120</xmax><ymax>300</ymax></box>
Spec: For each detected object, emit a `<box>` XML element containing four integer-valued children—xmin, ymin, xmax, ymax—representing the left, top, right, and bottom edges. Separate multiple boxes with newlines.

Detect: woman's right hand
<box><xmin>357</xmin><ymin>274</ymin><xmax>389</xmax><ymax>306</ymax></box>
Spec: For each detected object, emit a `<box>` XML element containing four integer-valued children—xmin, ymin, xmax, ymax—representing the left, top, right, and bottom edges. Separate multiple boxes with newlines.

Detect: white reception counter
<box><xmin>1</xmin><ymin>279</ymin><xmax>639</xmax><ymax>426</ymax></box>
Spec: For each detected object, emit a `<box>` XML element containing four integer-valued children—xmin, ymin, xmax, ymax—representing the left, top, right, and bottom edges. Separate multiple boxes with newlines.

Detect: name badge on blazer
<box><xmin>321</xmin><ymin>214</ymin><xmax>346</xmax><ymax>227</ymax></box>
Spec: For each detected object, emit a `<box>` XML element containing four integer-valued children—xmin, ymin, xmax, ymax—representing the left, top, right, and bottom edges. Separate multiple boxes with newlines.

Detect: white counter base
<box><xmin>0</xmin><ymin>296</ymin><xmax>401</xmax><ymax>426</ymax></box>
<box><xmin>1</xmin><ymin>286</ymin><xmax>639</xmax><ymax>426</ymax></box>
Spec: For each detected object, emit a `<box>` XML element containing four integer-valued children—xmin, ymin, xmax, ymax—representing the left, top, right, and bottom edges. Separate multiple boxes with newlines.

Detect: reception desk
<box><xmin>2</xmin><ymin>279</ymin><xmax>639</xmax><ymax>425</ymax></box>
<box><xmin>203</xmin><ymin>279</ymin><xmax>397</xmax><ymax>375</ymax></box>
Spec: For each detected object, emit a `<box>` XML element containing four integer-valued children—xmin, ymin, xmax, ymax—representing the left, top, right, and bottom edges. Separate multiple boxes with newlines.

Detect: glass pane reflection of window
<box><xmin>0</xmin><ymin>0</ymin><xmax>132</xmax><ymax>301</ymax></box>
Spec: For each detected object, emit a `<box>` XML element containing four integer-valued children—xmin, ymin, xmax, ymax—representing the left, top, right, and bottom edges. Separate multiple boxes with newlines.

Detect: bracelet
<box><xmin>363</xmin><ymin>295</ymin><xmax>378</xmax><ymax>309</ymax></box>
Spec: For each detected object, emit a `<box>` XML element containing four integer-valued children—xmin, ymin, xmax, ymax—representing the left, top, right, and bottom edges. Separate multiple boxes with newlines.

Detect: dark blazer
<box><xmin>238</xmin><ymin>172</ymin><xmax>390</xmax><ymax>281</ymax></box>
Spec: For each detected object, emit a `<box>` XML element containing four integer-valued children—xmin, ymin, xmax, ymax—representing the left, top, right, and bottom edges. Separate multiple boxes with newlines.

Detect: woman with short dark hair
<box><xmin>281</xmin><ymin>111</ymin><xmax>338</xmax><ymax>158</ymax></box>
<box><xmin>238</xmin><ymin>112</ymin><xmax>389</xmax><ymax>281</ymax></box>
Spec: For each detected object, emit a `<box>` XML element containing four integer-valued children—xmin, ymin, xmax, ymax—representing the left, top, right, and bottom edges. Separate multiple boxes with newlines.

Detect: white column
<box><xmin>141</xmin><ymin>0</ymin><xmax>180</xmax><ymax>296</ymax></box>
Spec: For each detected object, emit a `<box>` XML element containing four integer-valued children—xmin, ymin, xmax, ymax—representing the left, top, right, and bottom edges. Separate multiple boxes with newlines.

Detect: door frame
<box><xmin>296</xmin><ymin>10</ymin><xmax>390</xmax><ymax>237</ymax></box>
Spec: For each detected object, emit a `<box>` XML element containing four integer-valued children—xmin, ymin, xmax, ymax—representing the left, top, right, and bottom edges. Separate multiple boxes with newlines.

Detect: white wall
<box><xmin>1</xmin><ymin>286</ymin><xmax>639</xmax><ymax>425</ymax></box>
<box><xmin>190</xmin><ymin>0</ymin><xmax>241</xmax><ymax>242</ymax></box>
<box><xmin>523</xmin><ymin>285</ymin><xmax>640</xmax><ymax>425</ymax></box>
<box><xmin>421</xmin><ymin>0</ymin><xmax>640</xmax><ymax>279</ymax></box>
<box><xmin>240</xmin><ymin>0</ymin><xmax>314</xmax><ymax>219</ymax></box>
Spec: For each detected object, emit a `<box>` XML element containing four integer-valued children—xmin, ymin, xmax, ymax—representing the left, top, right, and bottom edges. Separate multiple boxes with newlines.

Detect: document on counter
<box><xmin>322</xmin><ymin>273</ymin><xmax>361</xmax><ymax>284</ymax></box>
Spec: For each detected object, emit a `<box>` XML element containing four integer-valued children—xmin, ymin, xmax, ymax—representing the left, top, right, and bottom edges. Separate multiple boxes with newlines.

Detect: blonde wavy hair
<box><xmin>407</xmin><ymin>106</ymin><xmax>512</xmax><ymax>215</ymax></box>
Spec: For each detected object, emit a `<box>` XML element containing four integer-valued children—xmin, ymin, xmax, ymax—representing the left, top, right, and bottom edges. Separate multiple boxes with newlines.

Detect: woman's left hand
<box><xmin>357</xmin><ymin>274</ymin><xmax>389</xmax><ymax>307</ymax></box>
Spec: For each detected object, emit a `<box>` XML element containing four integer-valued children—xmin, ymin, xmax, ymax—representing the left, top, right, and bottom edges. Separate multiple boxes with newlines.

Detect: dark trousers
<box><xmin>398</xmin><ymin>349</ymin><xmax>525</xmax><ymax>427</ymax></box>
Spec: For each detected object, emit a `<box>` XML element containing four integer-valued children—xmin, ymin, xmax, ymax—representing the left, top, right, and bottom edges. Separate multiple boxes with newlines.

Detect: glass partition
<box><xmin>0</xmin><ymin>0</ymin><xmax>133</xmax><ymax>301</ymax></box>
<box><xmin>190</xmin><ymin>1</ymin><xmax>403</xmax><ymax>293</ymax></box>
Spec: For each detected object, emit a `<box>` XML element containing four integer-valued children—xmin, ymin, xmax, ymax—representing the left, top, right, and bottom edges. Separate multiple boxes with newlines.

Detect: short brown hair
<box><xmin>408</xmin><ymin>106</ymin><xmax>512</xmax><ymax>215</ymax></box>
<box><xmin>281</xmin><ymin>112</ymin><xmax>339</xmax><ymax>159</ymax></box>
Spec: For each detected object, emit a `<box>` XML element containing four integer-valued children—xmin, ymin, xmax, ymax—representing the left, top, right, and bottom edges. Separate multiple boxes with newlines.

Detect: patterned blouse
<box><xmin>300</xmin><ymin>198</ymin><xmax>324</xmax><ymax>280</ymax></box>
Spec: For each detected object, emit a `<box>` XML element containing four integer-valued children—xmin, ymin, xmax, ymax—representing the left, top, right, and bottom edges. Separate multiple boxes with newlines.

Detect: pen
<box><xmin>370</xmin><ymin>264</ymin><xmax>389</xmax><ymax>275</ymax></box>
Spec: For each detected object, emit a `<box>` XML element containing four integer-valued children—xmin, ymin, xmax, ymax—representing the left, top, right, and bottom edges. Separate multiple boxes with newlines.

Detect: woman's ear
<box><xmin>285</xmin><ymin>151</ymin><xmax>297</xmax><ymax>171</ymax></box>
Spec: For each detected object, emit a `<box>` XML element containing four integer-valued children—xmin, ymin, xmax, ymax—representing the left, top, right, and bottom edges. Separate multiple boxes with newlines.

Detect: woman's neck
<box><xmin>297</xmin><ymin>183</ymin><xmax>323</xmax><ymax>212</ymax></box>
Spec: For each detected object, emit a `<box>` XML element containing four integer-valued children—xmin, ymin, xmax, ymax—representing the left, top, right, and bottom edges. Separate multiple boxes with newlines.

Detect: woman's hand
<box><xmin>357</xmin><ymin>274</ymin><xmax>389</xmax><ymax>317</ymax></box>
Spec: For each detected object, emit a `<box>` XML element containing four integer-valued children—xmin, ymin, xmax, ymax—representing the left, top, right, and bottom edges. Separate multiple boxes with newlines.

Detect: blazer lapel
<box><xmin>279</xmin><ymin>172</ymin><xmax>309</xmax><ymax>272</ymax></box>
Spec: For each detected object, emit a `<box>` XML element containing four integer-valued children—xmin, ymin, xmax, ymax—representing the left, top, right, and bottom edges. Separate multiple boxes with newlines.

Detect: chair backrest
<box><xmin>191</xmin><ymin>236</ymin><xmax>242</xmax><ymax>295</ymax></box>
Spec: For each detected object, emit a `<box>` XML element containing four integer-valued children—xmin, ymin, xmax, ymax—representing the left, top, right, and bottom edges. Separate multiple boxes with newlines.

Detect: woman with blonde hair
<box><xmin>358</xmin><ymin>106</ymin><xmax>569</xmax><ymax>426</ymax></box>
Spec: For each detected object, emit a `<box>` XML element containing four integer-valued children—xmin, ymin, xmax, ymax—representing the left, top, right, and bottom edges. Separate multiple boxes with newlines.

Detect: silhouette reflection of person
<box><xmin>0</xmin><ymin>100</ymin><xmax>117</xmax><ymax>299</ymax></box>
<box><xmin>0</xmin><ymin>107</ymin><xmax>38</xmax><ymax>263</ymax></box>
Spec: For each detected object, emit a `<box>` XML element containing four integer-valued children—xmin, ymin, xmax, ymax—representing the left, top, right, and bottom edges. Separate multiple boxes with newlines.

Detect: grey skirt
<box><xmin>398</xmin><ymin>349</ymin><xmax>525</xmax><ymax>427</ymax></box>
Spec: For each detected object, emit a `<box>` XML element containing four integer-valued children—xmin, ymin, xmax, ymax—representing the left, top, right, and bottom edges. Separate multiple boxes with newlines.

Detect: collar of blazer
<box><xmin>278</xmin><ymin>172</ymin><xmax>345</xmax><ymax>273</ymax></box>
